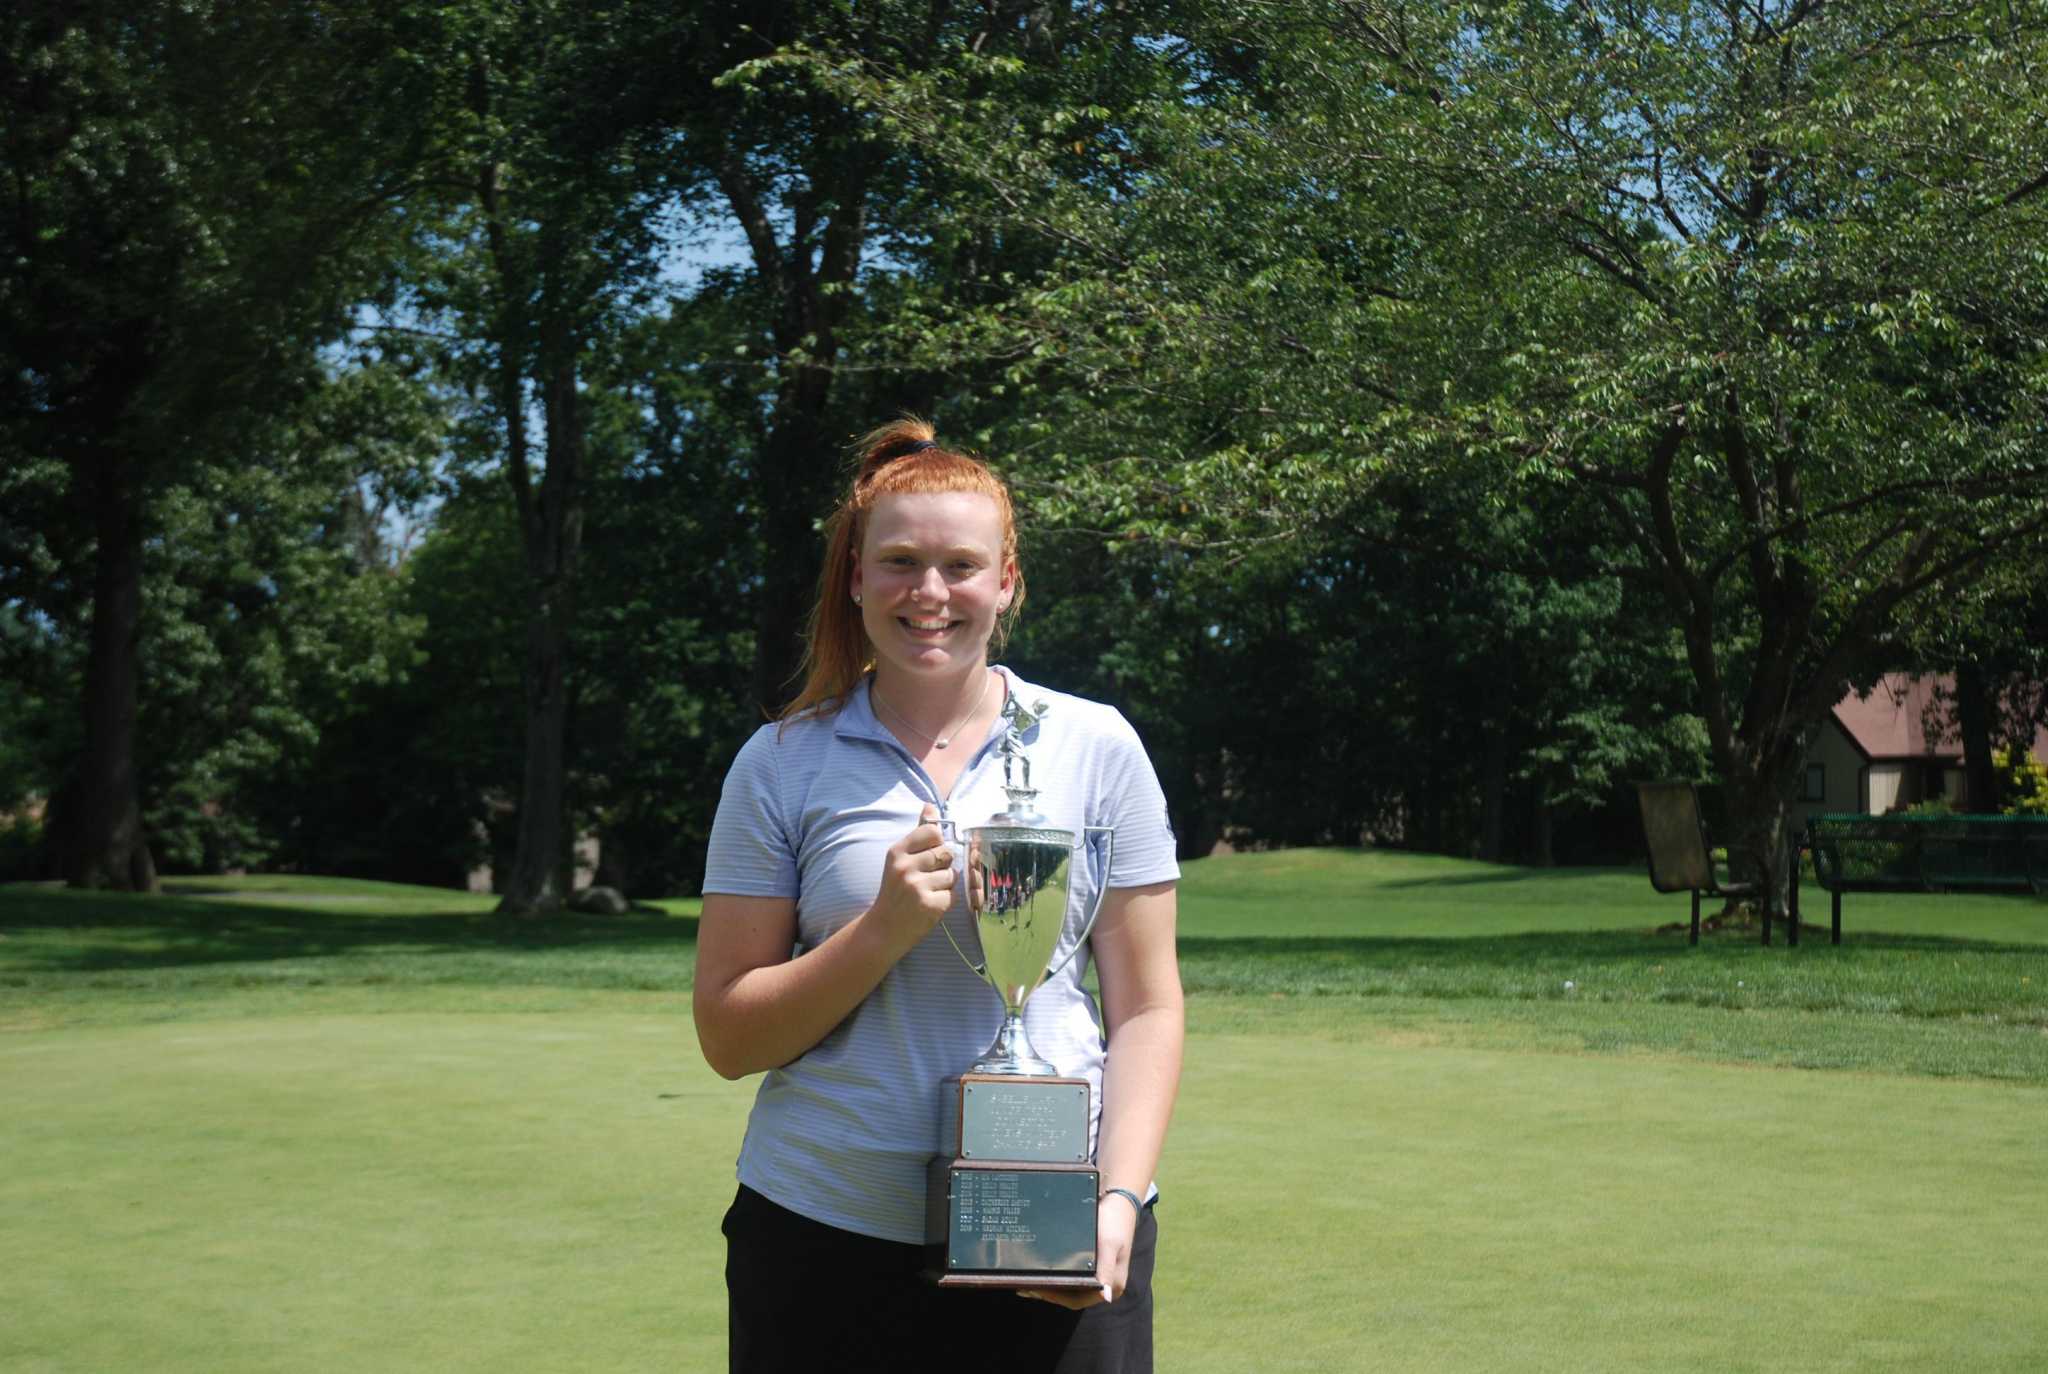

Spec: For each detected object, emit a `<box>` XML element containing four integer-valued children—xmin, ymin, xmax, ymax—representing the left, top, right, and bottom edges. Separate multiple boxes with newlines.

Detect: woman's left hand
<box><xmin>1018</xmin><ymin>1194</ymin><xmax>1138</xmax><ymax>1309</ymax></box>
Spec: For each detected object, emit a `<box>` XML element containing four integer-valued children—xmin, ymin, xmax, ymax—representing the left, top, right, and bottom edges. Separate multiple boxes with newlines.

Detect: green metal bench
<box><xmin>1805</xmin><ymin>813</ymin><xmax>2048</xmax><ymax>943</ymax></box>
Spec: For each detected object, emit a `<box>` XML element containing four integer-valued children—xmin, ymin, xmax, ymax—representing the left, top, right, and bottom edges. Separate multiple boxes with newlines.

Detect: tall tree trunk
<box><xmin>749</xmin><ymin>409</ymin><xmax>829</xmax><ymax>715</ymax></box>
<box><xmin>1954</xmin><ymin>661</ymin><xmax>2001</xmax><ymax>812</ymax></box>
<box><xmin>1175</xmin><ymin>747</ymin><xmax>1225</xmax><ymax>861</ymax></box>
<box><xmin>595</xmin><ymin>824</ymin><xmax>630</xmax><ymax>894</ymax></box>
<box><xmin>717</xmin><ymin>146</ymin><xmax>871</xmax><ymax>716</ymax></box>
<box><xmin>1636</xmin><ymin>418</ymin><xmax>1810</xmax><ymax>923</ymax></box>
<box><xmin>501</xmin><ymin>598</ymin><xmax>571</xmax><ymax>914</ymax></box>
<box><xmin>1478</xmin><ymin>707</ymin><xmax>1510</xmax><ymax>863</ymax></box>
<box><xmin>497</xmin><ymin>342</ymin><xmax>585</xmax><ymax>917</ymax></box>
<box><xmin>1725</xmin><ymin>732</ymin><xmax>1805</xmax><ymax>925</ymax></box>
<box><xmin>1528</xmin><ymin>776</ymin><xmax>1554</xmax><ymax>868</ymax></box>
<box><xmin>63</xmin><ymin>457</ymin><xmax>157</xmax><ymax>892</ymax></box>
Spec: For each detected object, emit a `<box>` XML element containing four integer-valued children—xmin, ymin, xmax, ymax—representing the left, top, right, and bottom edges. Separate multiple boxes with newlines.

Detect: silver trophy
<box><xmin>926</xmin><ymin>694</ymin><xmax>1116</xmax><ymax>1287</ymax></box>
<box><xmin>941</xmin><ymin>695</ymin><xmax>1114</xmax><ymax>1075</ymax></box>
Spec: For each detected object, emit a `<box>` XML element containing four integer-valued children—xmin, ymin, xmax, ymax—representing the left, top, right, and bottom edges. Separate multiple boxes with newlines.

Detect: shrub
<box><xmin>0</xmin><ymin>811</ymin><xmax>47</xmax><ymax>882</ymax></box>
<box><xmin>1901</xmin><ymin>796</ymin><xmax>1955</xmax><ymax>818</ymax></box>
<box><xmin>1994</xmin><ymin>745</ymin><xmax>2048</xmax><ymax>816</ymax></box>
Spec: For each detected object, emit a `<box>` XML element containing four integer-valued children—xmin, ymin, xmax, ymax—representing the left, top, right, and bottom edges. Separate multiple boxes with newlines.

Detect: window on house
<box><xmin>1802</xmin><ymin>763</ymin><xmax>1826</xmax><ymax>803</ymax></box>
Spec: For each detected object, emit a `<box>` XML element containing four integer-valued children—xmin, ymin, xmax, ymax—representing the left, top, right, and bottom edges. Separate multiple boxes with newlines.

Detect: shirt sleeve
<box><xmin>1090</xmin><ymin>708</ymin><xmax>1182</xmax><ymax>889</ymax></box>
<box><xmin>702</xmin><ymin>724</ymin><xmax>801</xmax><ymax>899</ymax></box>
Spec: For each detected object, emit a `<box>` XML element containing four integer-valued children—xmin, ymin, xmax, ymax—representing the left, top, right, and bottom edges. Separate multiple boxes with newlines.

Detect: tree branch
<box><xmin>714</xmin><ymin>148</ymin><xmax>784</xmax><ymax>283</ymax></box>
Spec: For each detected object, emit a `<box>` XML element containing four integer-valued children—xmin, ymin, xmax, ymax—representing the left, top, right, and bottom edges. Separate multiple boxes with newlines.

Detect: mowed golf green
<box><xmin>4</xmin><ymin>852</ymin><xmax>2047</xmax><ymax>1371</ymax></box>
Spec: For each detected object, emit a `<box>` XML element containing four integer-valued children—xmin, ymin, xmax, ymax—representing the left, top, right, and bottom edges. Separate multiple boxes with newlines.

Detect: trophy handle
<box><xmin>1043</xmin><ymin>825</ymin><xmax>1114</xmax><ymax>982</ymax></box>
<box><xmin>935</xmin><ymin>820</ymin><xmax>987</xmax><ymax>978</ymax></box>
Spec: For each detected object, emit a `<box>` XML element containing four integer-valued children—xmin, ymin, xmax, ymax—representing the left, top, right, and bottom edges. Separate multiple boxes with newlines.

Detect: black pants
<box><xmin>723</xmin><ymin>1185</ymin><xmax>1157</xmax><ymax>1374</ymax></box>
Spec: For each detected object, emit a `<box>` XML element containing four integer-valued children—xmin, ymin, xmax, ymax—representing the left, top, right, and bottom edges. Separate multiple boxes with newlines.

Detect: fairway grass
<box><xmin>5</xmin><ymin>853</ymin><xmax>2048</xmax><ymax>1371</ymax></box>
<box><xmin>1169</xmin><ymin>1029</ymin><xmax>2048</xmax><ymax>1373</ymax></box>
<box><xmin>1</xmin><ymin>1012</ymin><xmax>743</xmax><ymax>1373</ymax></box>
<box><xmin>1178</xmin><ymin>846</ymin><xmax>2048</xmax><ymax>946</ymax></box>
<box><xmin>4</xmin><ymin>1010</ymin><xmax>2045</xmax><ymax>1373</ymax></box>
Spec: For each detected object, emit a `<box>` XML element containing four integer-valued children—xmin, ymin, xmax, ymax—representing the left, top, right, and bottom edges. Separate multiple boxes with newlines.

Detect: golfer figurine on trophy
<box><xmin>926</xmin><ymin>696</ymin><xmax>1114</xmax><ymax>1288</ymax></box>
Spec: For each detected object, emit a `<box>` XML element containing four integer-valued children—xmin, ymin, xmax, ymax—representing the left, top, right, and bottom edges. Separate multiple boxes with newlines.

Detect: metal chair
<box><xmin>1636</xmin><ymin>781</ymin><xmax>1767</xmax><ymax>945</ymax></box>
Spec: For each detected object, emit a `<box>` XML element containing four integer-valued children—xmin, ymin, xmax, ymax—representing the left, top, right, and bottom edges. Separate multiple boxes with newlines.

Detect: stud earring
<box><xmin>852</xmin><ymin>592</ymin><xmax>863</xmax><ymax>605</ymax></box>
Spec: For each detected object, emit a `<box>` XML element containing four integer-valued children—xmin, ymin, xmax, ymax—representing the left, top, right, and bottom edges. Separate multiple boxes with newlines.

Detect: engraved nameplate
<box><xmin>940</xmin><ymin>1075</ymin><xmax>1089</xmax><ymax>1163</ymax></box>
<box><xmin>931</xmin><ymin>1161</ymin><xmax>1098</xmax><ymax>1277</ymax></box>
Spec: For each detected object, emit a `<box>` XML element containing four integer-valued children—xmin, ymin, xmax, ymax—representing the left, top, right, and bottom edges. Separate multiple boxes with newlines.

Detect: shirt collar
<box><xmin>833</xmin><ymin>664</ymin><xmax>1035</xmax><ymax>751</ymax></box>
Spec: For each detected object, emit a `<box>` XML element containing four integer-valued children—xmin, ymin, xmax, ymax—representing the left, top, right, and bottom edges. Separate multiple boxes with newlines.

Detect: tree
<box><xmin>1</xmin><ymin>1</ymin><xmax>438</xmax><ymax>889</ymax></box>
<box><xmin>687</xmin><ymin>0</ymin><xmax>1195</xmax><ymax>713</ymax></box>
<box><xmin>271</xmin><ymin>480</ymin><xmax>524</xmax><ymax>887</ymax></box>
<box><xmin>1401</xmin><ymin>1</ymin><xmax>2048</xmax><ymax>912</ymax></box>
<box><xmin>1007</xmin><ymin>475</ymin><xmax>1708</xmax><ymax>864</ymax></box>
<box><xmin>562</xmin><ymin>300</ymin><xmax>771</xmax><ymax>896</ymax></box>
<box><xmin>139</xmin><ymin>368</ymin><xmax>434</xmax><ymax>875</ymax></box>
<box><xmin>805</xmin><ymin>2</ymin><xmax>2048</xmax><ymax>913</ymax></box>
<box><xmin>409</xmin><ymin>0</ymin><xmax>691</xmax><ymax>913</ymax></box>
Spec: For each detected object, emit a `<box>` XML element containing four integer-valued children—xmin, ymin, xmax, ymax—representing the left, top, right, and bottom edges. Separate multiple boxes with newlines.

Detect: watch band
<box><xmin>1101</xmin><ymin>1186</ymin><xmax>1144</xmax><ymax>1214</ymax></box>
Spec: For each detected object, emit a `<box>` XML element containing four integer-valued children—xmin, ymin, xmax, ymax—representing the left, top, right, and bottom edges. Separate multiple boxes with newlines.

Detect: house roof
<box><xmin>1831</xmin><ymin>673</ymin><xmax>2048</xmax><ymax>763</ymax></box>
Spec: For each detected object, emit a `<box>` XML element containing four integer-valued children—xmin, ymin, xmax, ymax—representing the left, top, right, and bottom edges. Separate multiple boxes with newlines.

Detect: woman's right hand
<box><xmin>871</xmin><ymin>803</ymin><xmax>957</xmax><ymax>939</ymax></box>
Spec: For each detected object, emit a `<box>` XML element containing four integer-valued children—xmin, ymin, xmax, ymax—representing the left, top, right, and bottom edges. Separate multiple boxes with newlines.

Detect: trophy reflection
<box><xmin>928</xmin><ymin>696</ymin><xmax>1113</xmax><ymax>1288</ymax></box>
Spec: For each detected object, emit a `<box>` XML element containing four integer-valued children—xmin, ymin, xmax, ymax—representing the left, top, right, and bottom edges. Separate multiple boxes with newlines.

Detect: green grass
<box><xmin>5</xmin><ymin>852</ymin><xmax>2048</xmax><ymax>1371</ymax></box>
<box><xmin>1175</xmin><ymin>848</ymin><xmax>2048</xmax><ymax>1080</ymax></box>
<box><xmin>1169</xmin><ymin>1030</ymin><xmax>2048</xmax><ymax>1373</ymax></box>
<box><xmin>1179</xmin><ymin>845</ymin><xmax>2048</xmax><ymax>944</ymax></box>
<box><xmin>0</xmin><ymin>876</ymin><xmax>701</xmax><ymax>1030</ymax></box>
<box><xmin>1</xmin><ymin>1010</ymin><xmax>741</xmax><ymax>1373</ymax></box>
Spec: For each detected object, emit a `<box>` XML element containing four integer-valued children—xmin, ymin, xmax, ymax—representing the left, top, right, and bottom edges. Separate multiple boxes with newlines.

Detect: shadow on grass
<box><xmin>1181</xmin><ymin>926</ymin><xmax>2048</xmax><ymax>968</ymax></box>
<box><xmin>7</xmin><ymin>885</ymin><xmax>2041</xmax><ymax>983</ymax></box>
<box><xmin>1177</xmin><ymin>928</ymin><xmax>2048</xmax><ymax>1022</ymax></box>
<box><xmin>1370</xmin><ymin>865</ymin><xmax>1639</xmax><ymax>890</ymax></box>
<box><xmin>0</xmin><ymin>883</ymin><xmax>699</xmax><ymax>975</ymax></box>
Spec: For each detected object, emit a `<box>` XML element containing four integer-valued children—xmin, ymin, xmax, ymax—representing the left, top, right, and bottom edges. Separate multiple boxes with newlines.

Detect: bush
<box><xmin>0</xmin><ymin>811</ymin><xmax>48</xmax><ymax>882</ymax></box>
<box><xmin>1994</xmin><ymin>745</ymin><xmax>2048</xmax><ymax>816</ymax></box>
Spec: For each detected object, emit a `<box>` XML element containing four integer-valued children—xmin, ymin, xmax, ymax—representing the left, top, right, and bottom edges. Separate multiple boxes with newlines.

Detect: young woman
<box><xmin>696</xmin><ymin>419</ymin><xmax>1184</xmax><ymax>1373</ymax></box>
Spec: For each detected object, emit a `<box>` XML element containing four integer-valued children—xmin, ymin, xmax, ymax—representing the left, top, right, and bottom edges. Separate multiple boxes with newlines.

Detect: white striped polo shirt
<box><xmin>701</xmin><ymin>664</ymin><xmax>1181</xmax><ymax>1243</ymax></box>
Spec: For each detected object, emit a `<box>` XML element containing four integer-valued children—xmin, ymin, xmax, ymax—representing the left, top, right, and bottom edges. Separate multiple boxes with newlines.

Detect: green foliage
<box><xmin>2</xmin><ymin>0</ymin><xmax>441</xmax><ymax>485</ymax></box>
<box><xmin>0</xmin><ymin>813</ymin><xmax>42</xmax><ymax>882</ymax></box>
<box><xmin>1995</xmin><ymin>746</ymin><xmax>2048</xmax><ymax>817</ymax></box>
<box><xmin>0</xmin><ymin>352</ymin><xmax>441</xmax><ymax>878</ymax></box>
<box><xmin>141</xmin><ymin>368</ymin><xmax>436</xmax><ymax>875</ymax></box>
<box><xmin>562</xmin><ymin>309</ymin><xmax>767</xmax><ymax>894</ymax></box>
<box><xmin>1901</xmin><ymin>796</ymin><xmax>1957</xmax><ymax>819</ymax></box>
<box><xmin>1009</xmin><ymin>475</ymin><xmax>1708</xmax><ymax>862</ymax></box>
<box><xmin>265</xmin><ymin>488</ymin><xmax>520</xmax><ymax>887</ymax></box>
<box><xmin>2</xmin><ymin>1</ymin><xmax>450</xmax><ymax>884</ymax></box>
<box><xmin>15</xmin><ymin>1</ymin><xmax>2048</xmax><ymax>891</ymax></box>
<box><xmin>0</xmin><ymin>604</ymin><xmax>62</xmax><ymax>814</ymax></box>
<box><xmin>793</xmin><ymin>0</ymin><xmax>2048</xmax><ymax>890</ymax></box>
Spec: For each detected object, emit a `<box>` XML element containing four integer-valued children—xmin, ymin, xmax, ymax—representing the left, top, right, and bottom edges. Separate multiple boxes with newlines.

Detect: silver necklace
<box><xmin>872</xmin><ymin>669</ymin><xmax>994</xmax><ymax>750</ymax></box>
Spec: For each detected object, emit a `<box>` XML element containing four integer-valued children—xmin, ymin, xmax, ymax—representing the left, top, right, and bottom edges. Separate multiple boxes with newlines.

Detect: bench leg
<box><xmin>1690</xmin><ymin>890</ymin><xmax>1700</xmax><ymax>946</ymax></box>
<box><xmin>1832</xmin><ymin>890</ymin><xmax>1841</xmax><ymax>946</ymax></box>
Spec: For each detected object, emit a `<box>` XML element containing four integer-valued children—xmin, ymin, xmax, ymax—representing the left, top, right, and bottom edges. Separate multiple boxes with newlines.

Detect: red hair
<box><xmin>780</xmin><ymin>417</ymin><xmax>1025</xmax><ymax>722</ymax></box>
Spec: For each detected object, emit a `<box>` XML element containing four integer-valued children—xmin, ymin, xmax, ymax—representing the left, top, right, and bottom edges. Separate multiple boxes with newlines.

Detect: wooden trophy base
<box><xmin>936</xmin><ymin>1273</ymin><xmax>1104</xmax><ymax>1291</ymax></box>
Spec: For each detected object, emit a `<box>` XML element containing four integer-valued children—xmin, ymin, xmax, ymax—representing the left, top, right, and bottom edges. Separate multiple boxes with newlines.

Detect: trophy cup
<box><xmin>927</xmin><ymin>696</ymin><xmax>1114</xmax><ymax>1289</ymax></box>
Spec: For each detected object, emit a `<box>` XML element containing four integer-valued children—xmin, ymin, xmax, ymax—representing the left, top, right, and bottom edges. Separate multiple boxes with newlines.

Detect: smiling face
<box><xmin>852</xmin><ymin>490</ymin><xmax>1015</xmax><ymax>693</ymax></box>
